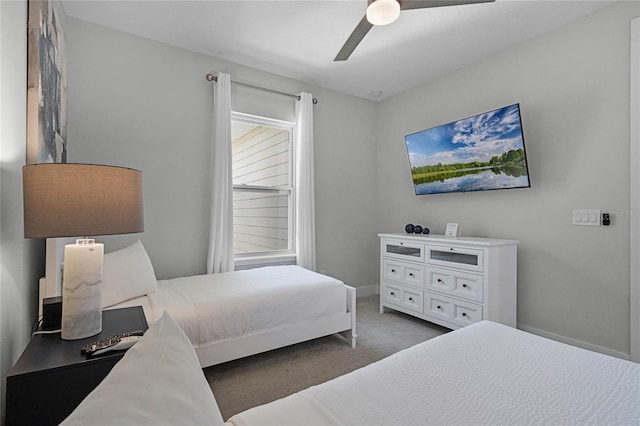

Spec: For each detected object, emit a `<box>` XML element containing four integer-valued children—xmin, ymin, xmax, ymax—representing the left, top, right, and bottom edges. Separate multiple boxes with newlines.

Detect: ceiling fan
<box><xmin>334</xmin><ymin>0</ymin><xmax>495</xmax><ymax>61</ymax></box>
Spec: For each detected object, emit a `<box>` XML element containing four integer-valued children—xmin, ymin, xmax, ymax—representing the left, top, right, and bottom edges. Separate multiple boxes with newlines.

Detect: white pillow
<box><xmin>60</xmin><ymin>312</ymin><xmax>225</xmax><ymax>426</ymax></box>
<box><xmin>101</xmin><ymin>240</ymin><xmax>158</xmax><ymax>308</ymax></box>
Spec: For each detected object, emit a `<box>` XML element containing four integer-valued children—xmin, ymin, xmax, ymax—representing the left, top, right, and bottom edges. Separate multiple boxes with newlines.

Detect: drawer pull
<box><xmin>409</xmin><ymin>297</ymin><xmax>414</xmax><ymax>302</ymax></box>
<box><xmin>462</xmin><ymin>312</ymin><xmax>468</xmax><ymax>317</ymax></box>
<box><xmin>462</xmin><ymin>284</ymin><xmax>468</xmax><ymax>288</ymax></box>
<box><xmin>391</xmin><ymin>269</ymin><xmax>396</xmax><ymax>273</ymax></box>
<box><xmin>409</xmin><ymin>273</ymin><xmax>414</xmax><ymax>277</ymax></box>
<box><xmin>436</xmin><ymin>305</ymin><xmax>441</xmax><ymax>310</ymax></box>
<box><xmin>390</xmin><ymin>292</ymin><xmax>395</xmax><ymax>296</ymax></box>
<box><xmin>437</xmin><ymin>278</ymin><xmax>443</xmax><ymax>283</ymax></box>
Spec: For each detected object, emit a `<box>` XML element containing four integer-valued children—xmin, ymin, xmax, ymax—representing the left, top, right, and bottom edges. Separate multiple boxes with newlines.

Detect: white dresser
<box><xmin>379</xmin><ymin>233</ymin><xmax>518</xmax><ymax>329</ymax></box>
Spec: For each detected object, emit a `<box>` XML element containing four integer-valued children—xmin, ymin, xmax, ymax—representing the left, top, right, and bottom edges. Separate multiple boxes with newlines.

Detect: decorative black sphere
<box><xmin>422</xmin><ymin>227</ymin><xmax>430</xmax><ymax>234</ymax></box>
<box><xmin>405</xmin><ymin>224</ymin><xmax>415</xmax><ymax>234</ymax></box>
<box><xmin>414</xmin><ymin>225</ymin><xmax>423</xmax><ymax>234</ymax></box>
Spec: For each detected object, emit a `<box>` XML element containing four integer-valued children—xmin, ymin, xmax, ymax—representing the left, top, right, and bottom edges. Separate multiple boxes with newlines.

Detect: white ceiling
<box><xmin>62</xmin><ymin>0</ymin><xmax>617</xmax><ymax>101</ymax></box>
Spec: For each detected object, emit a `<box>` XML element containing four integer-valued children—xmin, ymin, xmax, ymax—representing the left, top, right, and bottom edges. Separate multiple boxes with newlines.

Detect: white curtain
<box><xmin>207</xmin><ymin>72</ymin><xmax>234</xmax><ymax>274</ymax></box>
<box><xmin>295</xmin><ymin>93</ymin><xmax>316</xmax><ymax>270</ymax></box>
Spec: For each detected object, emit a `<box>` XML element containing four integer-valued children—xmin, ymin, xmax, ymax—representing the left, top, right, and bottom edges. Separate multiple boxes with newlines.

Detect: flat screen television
<box><xmin>404</xmin><ymin>103</ymin><xmax>530</xmax><ymax>195</ymax></box>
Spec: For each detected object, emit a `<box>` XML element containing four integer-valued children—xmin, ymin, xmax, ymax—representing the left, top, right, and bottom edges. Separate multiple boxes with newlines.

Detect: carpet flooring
<box><xmin>204</xmin><ymin>295</ymin><xmax>449</xmax><ymax>420</ymax></box>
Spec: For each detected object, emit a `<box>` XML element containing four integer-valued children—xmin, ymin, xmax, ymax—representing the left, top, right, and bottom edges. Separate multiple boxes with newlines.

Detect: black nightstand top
<box><xmin>8</xmin><ymin>306</ymin><xmax>148</xmax><ymax>377</ymax></box>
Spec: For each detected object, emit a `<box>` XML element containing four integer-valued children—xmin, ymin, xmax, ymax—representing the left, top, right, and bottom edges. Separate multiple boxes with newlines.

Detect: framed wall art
<box><xmin>27</xmin><ymin>0</ymin><xmax>67</xmax><ymax>164</ymax></box>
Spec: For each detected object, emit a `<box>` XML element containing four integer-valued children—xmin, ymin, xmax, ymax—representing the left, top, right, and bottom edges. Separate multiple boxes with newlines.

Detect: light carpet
<box><xmin>204</xmin><ymin>295</ymin><xmax>449</xmax><ymax>420</ymax></box>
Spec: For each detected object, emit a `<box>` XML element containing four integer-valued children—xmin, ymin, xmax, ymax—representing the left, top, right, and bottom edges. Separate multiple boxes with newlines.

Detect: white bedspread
<box><xmin>227</xmin><ymin>321</ymin><xmax>640</xmax><ymax>426</ymax></box>
<box><xmin>111</xmin><ymin>265</ymin><xmax>347</xmax><ymax>347</ymax></box>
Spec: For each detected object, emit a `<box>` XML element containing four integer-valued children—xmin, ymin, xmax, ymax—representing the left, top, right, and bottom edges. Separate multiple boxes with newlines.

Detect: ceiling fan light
<box><xmin>366</xmin><ymin>0</ymin><xmax>401</xmax><ymax>26</ymax></box>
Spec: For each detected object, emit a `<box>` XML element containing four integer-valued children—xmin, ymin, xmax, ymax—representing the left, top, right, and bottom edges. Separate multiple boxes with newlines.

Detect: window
<box><xmin>231</xmin><ymin>112</ymin><xmax>295</xmax><ymax>258</ymax></box>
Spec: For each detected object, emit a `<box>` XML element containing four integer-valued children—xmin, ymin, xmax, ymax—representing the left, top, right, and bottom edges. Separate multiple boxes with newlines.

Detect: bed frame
<box><xmin>195</xmin><ymin>285</ymin><xmax>357</xmax><ymax>367</ymax></box>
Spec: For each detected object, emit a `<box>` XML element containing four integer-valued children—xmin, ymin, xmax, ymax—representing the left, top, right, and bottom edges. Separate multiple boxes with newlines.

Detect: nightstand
<box><xmin>5</xmin><ymin>306</ymin><xmax>148</xmax><ymax>426</ymax></box>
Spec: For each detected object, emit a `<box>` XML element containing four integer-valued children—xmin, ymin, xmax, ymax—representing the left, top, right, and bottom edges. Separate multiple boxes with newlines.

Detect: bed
<box><xmin>61</xmin><ymin>313</ymin><xmax>640</xmax><ymax>426</ymax></box>
<box><xmin>101</xmin><ymin>240</ymin><xmax>357</xmax><ymax>367</ymax></box>
<box><xmin>227</xmin><ymin>320</ymin><xmax>640</xmax><ymax>425</ymax></box>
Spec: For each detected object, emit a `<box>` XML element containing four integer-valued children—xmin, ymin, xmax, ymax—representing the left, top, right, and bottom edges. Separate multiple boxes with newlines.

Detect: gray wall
<box><xmin>0</xmin><ymin>1</ymin><xmax>46</xmax><ymax>423</ymax></box>
<box><xmin>65</xmin><ymin>19</ymin><xmax>379</xmax><ymax>290</ymax></box>
<box><xmin>376</xmin><ymin>1</ymin><xmax>640</xmax><ymax>357</ymax></box>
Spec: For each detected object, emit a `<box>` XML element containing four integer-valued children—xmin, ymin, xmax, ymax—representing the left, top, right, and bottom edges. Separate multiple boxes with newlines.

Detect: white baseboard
<box><xmin>355</xmin><ymin>285</ymin><xmax>379</xmax><ymax>298</ymax></box>
<box><xmin>517</xmin><ymin>323</ymin><xmax>631</xmax><ymax>361</ymax></box>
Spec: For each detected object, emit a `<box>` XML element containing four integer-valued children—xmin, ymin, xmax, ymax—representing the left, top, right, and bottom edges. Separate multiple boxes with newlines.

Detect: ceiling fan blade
<box><xmin>399</xmin><ymin>0</ymin><xmax>494</xmax><ymax>11</ymax></box>
<box><xmin>334</xmin><ymin>0</ymin><xmax>494</xmax><ymax>61</ymax></box>
<box><xmin>334</xmin><ymin>15</ymin><xmax>374</xmax><ymax>61</ymax></box>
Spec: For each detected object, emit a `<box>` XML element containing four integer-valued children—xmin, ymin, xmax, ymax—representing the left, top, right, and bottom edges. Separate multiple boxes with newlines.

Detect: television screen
<box><xmin>404</xmin><ymin>104</ymin><xmax>530</xmax><ymax>195</ymax></box>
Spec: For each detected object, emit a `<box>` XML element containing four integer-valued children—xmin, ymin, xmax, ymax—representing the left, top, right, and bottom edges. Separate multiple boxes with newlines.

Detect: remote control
<box><xmin>91</xmin><ymin>336</ymin><xmax>142</xmax><ymax>356</ymax></box>
<box><xmin>81</xmin><ymin>331</ymin><xmax>144</xmax><ymax>356</ymax></box>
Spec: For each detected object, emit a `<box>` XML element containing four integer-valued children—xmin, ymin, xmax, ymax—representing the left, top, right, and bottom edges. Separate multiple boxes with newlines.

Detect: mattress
<box><xmin>227</xmin><ymin>321</ymin><xmax>640</xmax><ymax>426</ymax></box>
<box><xmin>110</xmin><ymin>265</ymin><xmax>347</xmax><ymax>347</ymax></box>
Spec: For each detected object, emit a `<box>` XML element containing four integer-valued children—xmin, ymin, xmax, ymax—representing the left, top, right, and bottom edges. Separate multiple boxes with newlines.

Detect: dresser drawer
<box><xmin>381</xmin><ymin>282</ymin><xmax>424</xmax><ymax>314</ymax></box>
<box><xmin>382</xmin><ymin>259</ymin><xmax>424</xmax><ymax>288</ymax></box>
<box><xmin>426</xmin><ymin>266</ymin><xmax>483</xmax><ymax>302</ymax></box>
<box><xmin>381</xmin><ymin>282</ymin><xmax>403</xmax><ymax>305</ymax></box>
<box><xmin>425</xmin><ymin>293</ymin><xmax>483</xmax><ymax>327</ymax></box>
<box><xmin>382</xmin><ymin>239</ymin><xmax>425</xmax><ymax>262</ymax></box>
<box><xmin>426</xmin><ymin>245</ymin><xmax>484</xmax><ymax>272</ymax></box>
<box><xmin>402</xmin><ymin>287</ymin><xmax>424</xmax><ymax>313</ymax></box>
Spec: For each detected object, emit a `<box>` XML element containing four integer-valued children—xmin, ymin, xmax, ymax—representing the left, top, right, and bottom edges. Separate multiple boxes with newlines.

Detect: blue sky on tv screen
<box><xmin>405</xmin><ymin>104</ymin><xmax>525</xmax><ymax>168</ymax></box>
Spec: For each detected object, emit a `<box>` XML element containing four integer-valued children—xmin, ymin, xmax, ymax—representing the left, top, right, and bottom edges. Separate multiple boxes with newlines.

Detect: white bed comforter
<box><xmin>111</xmin><ymin>265</ymin><xmax>347</xmax><ymax>347</ymax></box>
<box><xmin>227</xmin><ymin>321</ymin><xmax>640</xmax><ymax>426</ymax></box>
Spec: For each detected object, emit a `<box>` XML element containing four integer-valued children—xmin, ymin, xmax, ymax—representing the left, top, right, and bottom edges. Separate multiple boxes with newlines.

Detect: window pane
<box><xmin>231</xmin><ymin>115</ymin><xmax>293</xmax><ymax>258</ymax></box>
<box><xmin>233</xmin><ymin>189</ymin><xmax>289</xmax><ymax>255</ymax></box>
<box><xmin>232</xmin><ymin>124</ymin><xmax>289</xmax><ymax>187</ymax></box>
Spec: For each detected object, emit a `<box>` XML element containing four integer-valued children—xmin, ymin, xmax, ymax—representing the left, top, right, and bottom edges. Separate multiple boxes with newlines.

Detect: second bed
<box><xmin>110</xmin><ymin>262</ymin><xmax>357</xmax><ymax>367</ymax></box>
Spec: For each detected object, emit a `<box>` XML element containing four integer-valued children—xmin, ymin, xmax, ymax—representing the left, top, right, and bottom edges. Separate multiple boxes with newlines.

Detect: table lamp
<box><xmin>23</xmin><ymin>163</ymin><xmax>144</xmax><ymax>340</ymax></box>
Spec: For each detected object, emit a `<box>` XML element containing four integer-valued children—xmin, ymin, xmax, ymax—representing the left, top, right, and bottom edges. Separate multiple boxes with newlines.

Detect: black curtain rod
<box><xmin>205</xmin><ymin>74</ymin><xmax>318</xmax><ymax>104</ymax></box>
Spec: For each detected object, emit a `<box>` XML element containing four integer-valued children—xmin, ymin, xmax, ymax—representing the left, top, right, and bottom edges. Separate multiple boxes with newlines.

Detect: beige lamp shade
<box><xmin>23</xmin><ymin>163</ymin><xmax>144</xmax><ymax>238</ymax></box>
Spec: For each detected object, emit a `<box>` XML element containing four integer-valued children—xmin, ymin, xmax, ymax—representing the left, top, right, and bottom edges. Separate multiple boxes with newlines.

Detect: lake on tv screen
<box><xmin>414</xmin><ymin>168</ymin><xmax>529</xmax><ymax>195</ymax></box>
<box><xmin>405</xmin><ymin>104</ymin><xmax>529</xmax><ymax>196</ymax></box>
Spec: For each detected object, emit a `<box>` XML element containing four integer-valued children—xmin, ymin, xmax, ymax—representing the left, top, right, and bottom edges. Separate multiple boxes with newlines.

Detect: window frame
<box><xmin>230</xmin><ymin>111</ymin><xmax>297</xmax><ymax>266</ymax></box>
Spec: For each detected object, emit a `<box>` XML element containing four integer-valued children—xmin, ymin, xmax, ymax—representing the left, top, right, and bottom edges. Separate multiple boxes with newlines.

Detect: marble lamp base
<box><xmin>61</xmin><ymin>239</ymin><xmax>104</xmax><ymax>340</ymax></box>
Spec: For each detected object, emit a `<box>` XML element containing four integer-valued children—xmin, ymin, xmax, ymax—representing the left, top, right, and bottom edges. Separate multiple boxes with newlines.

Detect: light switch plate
<box><xmin>572</xmin><ymin>209</ymin><xmax>601</xmax><ymax>226</ymax></box>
